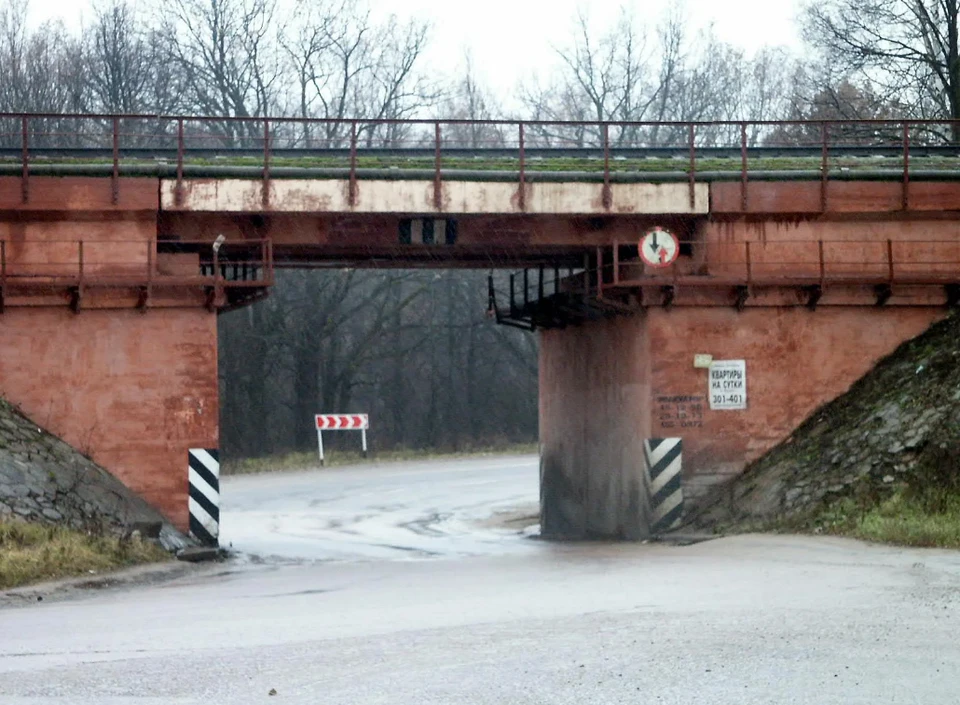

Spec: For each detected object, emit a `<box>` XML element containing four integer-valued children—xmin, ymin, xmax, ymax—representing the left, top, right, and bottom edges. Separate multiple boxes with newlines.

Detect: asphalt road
<box><xmin>2</xmin><ymin>455</ymin><xmax>960</xmax><ymax>704</ymax></box>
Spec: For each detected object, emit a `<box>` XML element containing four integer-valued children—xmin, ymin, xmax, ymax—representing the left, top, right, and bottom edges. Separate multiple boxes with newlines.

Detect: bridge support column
<box><xmin>539</xmin><ymin>315</ymin><xmax>651</xmax><ymax>540</ymax></box>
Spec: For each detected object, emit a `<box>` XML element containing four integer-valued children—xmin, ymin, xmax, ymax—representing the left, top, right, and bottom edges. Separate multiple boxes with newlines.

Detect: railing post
<box><xmin>887</xmin><ymin>238</ymin><xmax>895</xmax><ymax>283</ymax></box>
<box><xmin>213</xmin><ymin>242</ymin><xmax>222</xmax><ymax>306</ymax></box>
<box><xmin>20</xmin><ymin>116</ymin><xmax>29</xmax><ymax>205</ymax></box>
<box><xmin>262</xmin><ymin>118</ymin><xmax>271</xmax><ymax>209</ymax></box>
<box><xmin>78</xmin><ymin>240</ymin><xmax>84</xmax><ymax>286</ymax></box>
<box><xmin>740</xmin><ymin>122</ymin><xmax>749</xmax><ymax>212</ymax></box>
<box><xmin>613</xmin><ymin>239</ymin><xmax>620</xmax><ymax>286</ymax></box>
<box><xmin>902</xmin><ymin>121</ymin><xmax>911</xmax><ymax>211</ymax></box>
<box><xmin>688</xmin><ymin>123</ymin><xmax>696</xmax><ymax>210</ymax></box>
<box><xmin>111</xmin><ymin>116</ymin><xmax>120</xmax><ymax>205</ymax></box>
<box><xmin>818</xmin><ymin>240</ymin><xmax>825</xmax><ymax>286</ymax></box>
<box><xmin>433</xmin><ymin>121</ymin><xmax>442</xmax><ymax>211</ymax></box>
<box><xmin>746</xmin><ymin>241</ymin><xmax>753</xmax><ymax>285</ymax></box>
<box><xmin>596</xmin><ymin>246</ymin><xmax>604</xmax><ymax>297</ymax></box>
<box><xmin>820</xmin><ymin>122</ymin><xmax>829</xmax><ymax>212</ymax></box>
<box><xmin>175</xmin><ymin>119</ymin><xmax>185</xmax><ymax>207</ymax></box>
<box><xmin>518</xmin><ymin>122</ymin><xmax>526</xmax><ymax>212</ymax></box>
<box><xmin>602</xmin><ymin>123</ymin><xmax>612</xmax><ymax>210</ymax></box>
<box><xmin>348</xmin><ymin>120</ymin><xmax>358</xmax><ymax>207</ymax></box>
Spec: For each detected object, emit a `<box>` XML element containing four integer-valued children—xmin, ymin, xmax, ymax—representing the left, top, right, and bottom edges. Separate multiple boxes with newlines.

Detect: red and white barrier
<box><xmin>314</xmin><ymin>414</ymin><xmax>369</xmax><ymax>465</ymax></box>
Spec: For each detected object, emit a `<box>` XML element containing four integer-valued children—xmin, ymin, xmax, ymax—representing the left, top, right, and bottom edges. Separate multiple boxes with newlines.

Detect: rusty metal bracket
<box><xmin>661</xmin><ymin>285</ymin><xmax>675</xmax><ymax>309</ymax></box>
<box><xmin>734</xmin><ymin>285</ymin><xmax>750</xmax><ymax>311</ymax></box>
<box><xmin>946</xmin><ymin>283</ymin><xmax>960</xmax><ymax>307</ymax></box>
<box><xmin>874</xmin><ymin>284</ymin><xmax>892</xmax><ymax>307</ymax></box>
<box><xmin>68</xmin><ymin>286</ymin><xmax>82</xmax><ymax>314</ymax></box>
<box><xmin>136</xmin><ymin>285</ymin><xmax>150</xmax><ymax>312</ymax></box>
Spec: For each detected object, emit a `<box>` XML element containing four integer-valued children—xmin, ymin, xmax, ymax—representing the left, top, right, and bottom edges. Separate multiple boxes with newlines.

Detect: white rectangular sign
<box><xmin>709</xmin><ymin>360</ymin><xmax>747</xmax><ymax>410</ymax></box>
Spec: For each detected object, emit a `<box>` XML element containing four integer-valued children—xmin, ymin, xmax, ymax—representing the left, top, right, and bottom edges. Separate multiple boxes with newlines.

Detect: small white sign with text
<box><xmin>709</xmin><ymin>360</ymin><xmax>747</xmax><ymax>410</ymax></box>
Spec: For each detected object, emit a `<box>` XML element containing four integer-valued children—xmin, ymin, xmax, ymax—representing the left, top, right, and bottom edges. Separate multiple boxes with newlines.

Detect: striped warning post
<box><xmin>188</xmin><ymin>448</ymin><xmax>220</xmax><ymax>546</ymax></box>
<box><xmin>644</xmin><ymin>438</ymin><xmax>683</xmax><ymax>534</ymax></box>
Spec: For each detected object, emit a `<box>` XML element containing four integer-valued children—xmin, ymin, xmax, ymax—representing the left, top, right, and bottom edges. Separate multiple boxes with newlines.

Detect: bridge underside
<box><xmin>2</xmin><ymin>173</ymin><xmax>959</xmax><ymax>537</ymax></box>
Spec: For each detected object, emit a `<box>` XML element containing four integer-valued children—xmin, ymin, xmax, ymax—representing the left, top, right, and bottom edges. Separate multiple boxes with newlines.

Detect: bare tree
<box><xmin>164</xmin><ymin>0</ymin><xmax>284</xmax><ymax>144</ymax></box>
<box><xmin>802</xmin><ymin>0</ymin><xmax>960</xmax><ymax>124</ymax></box>
<box><xmin>281</xmin><ymin>0</ymin><xmax>435</xmax><ymax>149</ymax></box>
<box><xmin>442</xmin><ymin>53</ymin><xmax>505</xmax><ymax>148</ymax></box>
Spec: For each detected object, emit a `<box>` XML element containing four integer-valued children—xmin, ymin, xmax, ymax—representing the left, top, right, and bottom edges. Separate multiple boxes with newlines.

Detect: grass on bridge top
<box><xmin>5</xmin><ymin>153</ymin><xmax>956</xmax><ymax>176</ymax></box>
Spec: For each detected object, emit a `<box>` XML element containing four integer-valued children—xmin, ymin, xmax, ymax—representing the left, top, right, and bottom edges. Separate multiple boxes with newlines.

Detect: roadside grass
<box><xmin>222</xmin><ymin>442</ymin><xmax>539</xmax><ymax>476</ymax></box>
<box><xmin>0</xmin><ymin>520</ymin><xmax>170</xmax><ymax>590</ymax></box>
<box><xmin>771</xmin><ymin>489</ymin><xmax>960</xmax><ymax>549</ymax></box>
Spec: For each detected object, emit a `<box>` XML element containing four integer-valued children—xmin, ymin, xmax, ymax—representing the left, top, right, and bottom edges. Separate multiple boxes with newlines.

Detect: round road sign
<box><xmin>639</xmin><ymin>227</ymin><xmax>679</xmax><ymax>267</ymax></box>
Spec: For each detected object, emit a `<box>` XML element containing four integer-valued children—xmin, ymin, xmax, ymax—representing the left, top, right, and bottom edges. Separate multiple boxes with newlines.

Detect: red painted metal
<box><xmin>613</xmin><ymin>240</ymin><xmax>620</xmax><ymax>286</ymax></box>
<box><xmin>688</xmin><ymin>123</ymin><xmax>696</xmax><ymax>209</ymax></box>
<box><xmin>518</xmin><ymin>122</ymin><xmax>526</xmax><ymax>212</ymax></box>
<box><xmin>887</xmin><ymin>239</ymin><xmax>895</xmax><ymax>282</ymax></box>
<box><xmin>602</xmin><ymin>123</ymin><xmax>612</xmax><ymax>210</ymax></box>
<box><xmin>433</xmin><ymin>122</ymin><xmax>442</xmax><ymax>211</ymax></box>
<box><xmin>820</xmin><ymin>122</ymin><xmax>829</xmax><ymax>212</ymax></box>
<box><xmin>262</xmin><ymin>119</ymin><xmax>271</xmax><ymax>209</ymax></box>
<box><xmin>818</xmin><ymin>240</ymin><xmax>825</xmax><ymax>287</ymax></box>
<box><xmin>175</xmin><ymin>119</ymin><xmax>185</xmax><ymax>207</ymax></box>
<box><xmin>4</xmin><ymin>113</ymin><xmax>960</xmax><ymax>218</ymax></box>
<box><xmin>740</xmin><ymin>122</ymin><xmax>748</xmax><ymax>212</ymax></box>
<box><xmin>597</xmin><ymin>246</ymin><xmax>604</xmax><ymax>297</ymax></box>
<box><xmin>111</xmin><ymin>117</ymin><xmax>120</xmax><ymax>205</ymax></box>
<box><xmin>902</xmin><ymin>122</ymin><xmax>911</xmax><ymax>210</ymax></box>
<box><xmin>348</xmin><ymin>121</ymin><xmax>358</xmax><ymax>207</ymax></box>
<box><xmin>20</xmin><ymin>116</ymin><xmax>28</xmax><ymax>204</ymax></box>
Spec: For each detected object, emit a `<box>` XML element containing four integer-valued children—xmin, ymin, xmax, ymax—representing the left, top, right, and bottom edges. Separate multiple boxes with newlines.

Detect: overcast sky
<box><xmin>28</xmin><ymin>0</ymin><xmax>804</xmax><ymax>98</ymax></box>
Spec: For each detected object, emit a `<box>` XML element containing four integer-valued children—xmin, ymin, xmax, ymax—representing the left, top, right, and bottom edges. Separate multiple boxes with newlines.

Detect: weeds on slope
<box><xmin>0</xmin><ymin>520</ymin><xmax>170</xmax><ymax>590</ymax></box>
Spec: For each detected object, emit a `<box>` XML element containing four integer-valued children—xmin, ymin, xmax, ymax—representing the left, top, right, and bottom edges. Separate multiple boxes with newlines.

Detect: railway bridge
<box><xmin>2</xmin><ymin>113</ymin><xmax>960</xmax><ymax>540</ymax></box>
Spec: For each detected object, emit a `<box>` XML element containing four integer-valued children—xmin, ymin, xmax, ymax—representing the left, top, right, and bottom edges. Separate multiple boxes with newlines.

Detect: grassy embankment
<box><xmin>0</xmin><ymin>521</ymin><xmax>170</xmax><ymax>591</ymax></box>
<box><xmin>222</xmin><ymin>442</ymin><xmax>539</xmax><ymax>475</ymax></box>
<box><xmin>772</xmin><ymin>452</ymin><xmax>960</xmax><ymax>549</ymax></box>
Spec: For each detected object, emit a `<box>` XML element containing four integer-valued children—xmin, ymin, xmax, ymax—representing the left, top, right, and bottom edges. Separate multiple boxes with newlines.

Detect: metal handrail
<box><xmin>3</xmin><ymin>113</ymin><xmax>960</xmax><ymax>211</ymax></box>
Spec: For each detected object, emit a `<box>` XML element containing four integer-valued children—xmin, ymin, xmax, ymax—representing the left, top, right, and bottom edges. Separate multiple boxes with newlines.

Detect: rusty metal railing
<box><xmin>2</xmin><ymin>113</ymin><xmax>960</xmax><ymax>211</ymax></box>
<box><xmin>0</xmin><ymin>238</ymin><xmax>273</xmax><ymax>312</ymax></box>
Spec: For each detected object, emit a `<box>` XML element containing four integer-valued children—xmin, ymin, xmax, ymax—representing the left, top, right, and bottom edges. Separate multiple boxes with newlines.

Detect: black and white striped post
<box><xmin>188</xmin><ymin>448</ymin><xmax>220</xmax><ymax>546</ymax></box>
<box><xmin>644</xmin><ymin>438</ymin><xmax>684</xmax><ymax>535</ymax></box>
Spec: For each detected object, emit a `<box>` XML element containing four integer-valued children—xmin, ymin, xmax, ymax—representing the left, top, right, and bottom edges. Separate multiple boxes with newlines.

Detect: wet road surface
<box><xmin>218</xmin><ymin>455</ymin><xmax>541</xmax><ymax>561</ymax></box>
<box><xmin>3</xmin><ymin>455</ymin><xmax>960</xmax><ymax>703</ymax></box>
